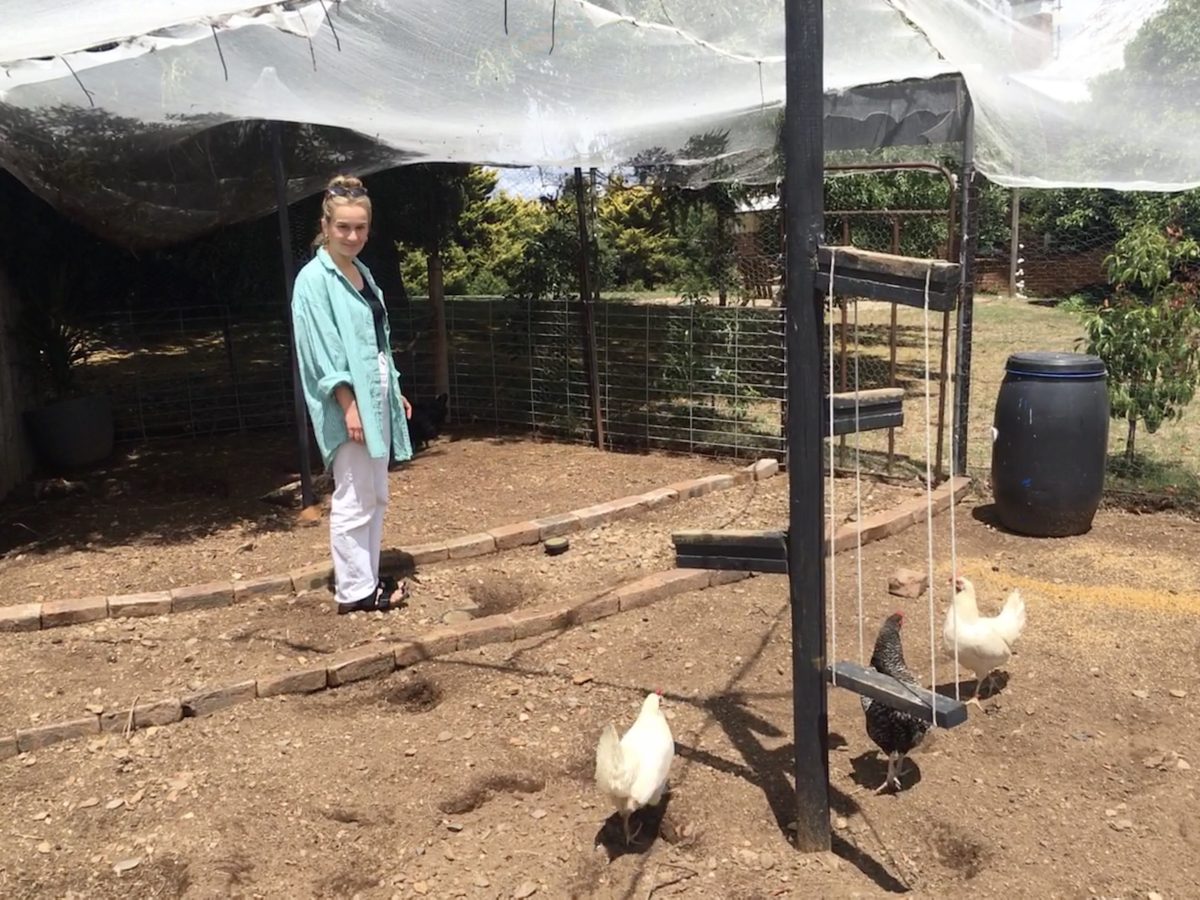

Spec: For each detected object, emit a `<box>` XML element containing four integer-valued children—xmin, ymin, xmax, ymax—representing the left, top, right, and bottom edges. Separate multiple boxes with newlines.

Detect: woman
<box><xmin>291</xmin><ymin>175</ymin><xmax>413</xmax><ymax>614</ymax></box>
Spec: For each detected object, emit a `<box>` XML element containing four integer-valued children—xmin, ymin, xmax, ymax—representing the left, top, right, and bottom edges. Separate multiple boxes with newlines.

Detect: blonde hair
<box><xmin>312</xmin><ymin>174</ymin><xmax>372</xmax><ymax>249</ymax></box>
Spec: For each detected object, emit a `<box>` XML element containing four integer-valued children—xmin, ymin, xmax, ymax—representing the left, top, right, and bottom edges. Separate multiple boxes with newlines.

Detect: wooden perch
<box><xmin>827</xmin><ymin>661</ymin><xmax>968</xmax><ymax>728</ymax></box>
<box><xmin>823</xmin><ymin>387</ymin><xmax>904</xmax><ymax>436</ymax></box>
<box><xmin>817</xmin><ymin>245</ymin><xmax>961</xmax><ymax>311</ymax></box>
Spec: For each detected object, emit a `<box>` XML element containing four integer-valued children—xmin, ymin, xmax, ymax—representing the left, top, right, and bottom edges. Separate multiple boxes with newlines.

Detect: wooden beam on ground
<box><xmin>672</xmin><ymin>529</ymin><xmax>788</xmax><ymax>574</ymax></box>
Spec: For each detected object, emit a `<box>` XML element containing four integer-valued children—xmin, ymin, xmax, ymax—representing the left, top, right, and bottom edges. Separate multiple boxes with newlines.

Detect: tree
<box><xmin>370</xmin><ymin>164</ymin><xmax>473</xmax><ymax>399</ymax></box>
<box><xmin>1081</xmin><ymin>223</ymin><xmax>1200</xmax><ymax>462</ymax></box>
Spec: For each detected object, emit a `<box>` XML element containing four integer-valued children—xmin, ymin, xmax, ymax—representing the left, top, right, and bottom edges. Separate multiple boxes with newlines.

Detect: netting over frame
<box><xmin>0</xmin><ymin>1</ymin><xmax>1195</xmax><ymax>246</ymax></box>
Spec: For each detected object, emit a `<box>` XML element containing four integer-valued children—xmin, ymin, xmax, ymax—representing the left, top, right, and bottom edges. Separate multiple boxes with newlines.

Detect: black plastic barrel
<box><xmin>991</xmin><ymin>351</ymin><xmax>1108</xmax><ymax>537</ymax></box>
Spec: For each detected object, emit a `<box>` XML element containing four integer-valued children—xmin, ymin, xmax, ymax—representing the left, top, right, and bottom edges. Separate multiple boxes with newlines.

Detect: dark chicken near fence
<box><xmin>408</xmin><ymin>392</ymin><xmax>449</xmax><ymax>451</ymax></box>
<box><xmin>861</xmin><ymin>611</ymin><xmax>931</xmax><ymax>793</ymax></box>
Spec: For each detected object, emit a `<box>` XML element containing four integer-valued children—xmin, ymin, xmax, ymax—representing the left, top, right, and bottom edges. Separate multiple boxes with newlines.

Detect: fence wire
<box><xmin>64</xmin><ymin>172</ymin><xmax>1200</xmax><ymax>507</ymax></box>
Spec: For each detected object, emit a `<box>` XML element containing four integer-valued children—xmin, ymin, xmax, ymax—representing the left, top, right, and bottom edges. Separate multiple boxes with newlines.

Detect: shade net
<box><xmin>0</xmin><ymin>0</ymin><xmax>1194</xmax><ymax>246</ymax></box>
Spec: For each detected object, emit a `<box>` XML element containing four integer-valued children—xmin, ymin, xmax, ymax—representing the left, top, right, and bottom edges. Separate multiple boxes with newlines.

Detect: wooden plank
<box><xmin>672</xmin><ymin>529</ymin><xmax>789</xmax><ymax>574</ymax></box>
<box><xmin>820</xmin><ymin>245</ymin><xmax>960</xmax><ymax>281</ymax></box>
<box><xmin>828</xmin><ymin>387</ymin><xmax>904</xmax><ymax>409</ymax></box>
<box><xmin>826</xmin><ymin>661</ymin><xmax>968</xmax><ymax>728</ymax></box>
<box><xmin>816</xmin><ymin>244</ymin><xmax>961</xmax><ymax>311</ymax></box>
<box><xmin>818</xmin><ymin>273</ymin><xmax>958</xmax><ymax>311</ymax></box>
<box><xmin>675</xmin><ymin>555</ymin><xmax>789</xmax><ymax>574</ymax></box>
<box><xmin>824</xmin><ymin>388</ymin><xmax>904</xmax><ymax>436</ymax></box>
<box><xmin>825</xmin><ymin>405</ymin><xmax>903</xmax><ymax>436</ymax></box>
<box><xmin>671</xmin><ymin>529</ymin><xmax>787</xmax><ymax>550</ymax></box>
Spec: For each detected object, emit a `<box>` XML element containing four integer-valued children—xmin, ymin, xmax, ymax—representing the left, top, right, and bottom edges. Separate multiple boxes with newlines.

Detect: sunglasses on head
<box><xmin>327</xmin><ymin>185</ymin><xmax>368</xmax><ymax>198</ymax></box>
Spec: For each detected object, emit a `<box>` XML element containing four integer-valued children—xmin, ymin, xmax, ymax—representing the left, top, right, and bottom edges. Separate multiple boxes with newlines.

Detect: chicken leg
<box><xmin>620</xmin><ymin>811</ymin><xmax>644</xmax><ymax>846</ymax></box>
<box><xmin>874</xmin><ymin>753</ymin><xmax>909</xmax><ymax>793</ymax></box>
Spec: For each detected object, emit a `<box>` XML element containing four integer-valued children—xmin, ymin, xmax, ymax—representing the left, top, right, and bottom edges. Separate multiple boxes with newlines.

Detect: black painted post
<box><xmin>269</xmin><ymin>121</ymin><xmax>316</xmax><ymax>510</ymax></box>
<box><xmin>783</xmin><ymin>0</ymin><xmax>831</xmax><ymax>852</ymax></box>
<box><xmin>953</xmin><ymin>95</ymin><xmax>978</xmax><ymax>477</ymax></box>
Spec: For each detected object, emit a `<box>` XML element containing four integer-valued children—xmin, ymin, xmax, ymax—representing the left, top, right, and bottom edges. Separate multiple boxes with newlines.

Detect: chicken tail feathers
<box><xmin>594</xmin><ymin>723</ymin><xmax>629</xmax><ymax>798</ymax></box>
<box><xmin>996</xmin><ymin>588</ymin><xmax>1027</xmax><ymax>647</ymax></box>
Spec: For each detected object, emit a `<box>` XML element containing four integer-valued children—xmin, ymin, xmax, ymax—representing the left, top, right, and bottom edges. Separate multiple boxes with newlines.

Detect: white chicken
<box><xmin>943</xmin><ymin>574</ymin><xmax>1027</xmax><ymax>708</ymax></box>
<box><xmin>594</xmin><ymin>691</ymin><xmax>675</xmax><ymax>845</ymax></box>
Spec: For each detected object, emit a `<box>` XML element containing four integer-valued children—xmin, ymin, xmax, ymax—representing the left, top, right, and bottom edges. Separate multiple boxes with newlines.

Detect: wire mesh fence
<box><xmin>393</xmin><ymin>297</ymin><xmax>789</xmax><ymax>458</ymax></box>
<box><xmin>82</xmin><ymin>304</ymin><xmax>293</xmax><ymax>443</ymax></box>
<box><xmin>59</xmin><ymin>167</ymin><xmax>1200</xmax><ymax>509</ymax></box>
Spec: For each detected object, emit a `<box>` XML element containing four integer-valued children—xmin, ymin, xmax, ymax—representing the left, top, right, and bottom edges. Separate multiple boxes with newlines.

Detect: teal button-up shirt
<box><xmin>291</xmin><ymin>247</ymin><xmax>413</xmax><ymax>471</ymax></box>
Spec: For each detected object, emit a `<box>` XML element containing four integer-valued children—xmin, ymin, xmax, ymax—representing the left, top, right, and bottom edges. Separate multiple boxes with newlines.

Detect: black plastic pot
<box><xmin>24</xmin><ymin>392</ymin><xmax>115</xmax><ymax>470</ymax></box>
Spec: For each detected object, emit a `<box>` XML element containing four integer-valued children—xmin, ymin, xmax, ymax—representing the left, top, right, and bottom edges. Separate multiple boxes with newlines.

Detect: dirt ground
<box><xmin>0</xmin><ymin>470</ymin><xmax>913</xmax><ymax>738</ymax></box>
<box><xmin>2</xmin><ymin>456</ymin><xmax>1198</xmax><ymax>898</ymax></box>
<box><xmin>0</xmin><ymin>431</ymin><xmax>742</xmax><ymax>603</ymax></box>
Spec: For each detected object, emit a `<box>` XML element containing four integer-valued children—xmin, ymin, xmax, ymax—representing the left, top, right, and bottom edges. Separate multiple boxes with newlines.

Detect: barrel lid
<box><xmin>1005</xmin><ymin>351</ymin><xmax>1106</xmax><ymax>376</ymax></box>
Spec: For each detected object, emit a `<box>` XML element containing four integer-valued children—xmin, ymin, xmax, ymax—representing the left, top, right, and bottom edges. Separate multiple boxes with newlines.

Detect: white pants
<box><xmin>330</xmin><ymin>353</ymin><xmax>391</xmax><ymax>605</ymax></box>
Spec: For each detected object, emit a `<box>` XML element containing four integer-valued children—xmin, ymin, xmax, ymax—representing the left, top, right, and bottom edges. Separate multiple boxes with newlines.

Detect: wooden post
<box><xmin>269</xmin><ymin>121</ymin><xmax>315</xmax><ymax>510</ymax></box>
<box><xmin>1008</xmin><ymin>187</ymin><xmax>1021</xmax><ymax>297</ymax></box>
<box><xmin>887</xmin><ymin>216</ymin><xmax>900</xmax><ymax>472</ymax></box>
<box><xmin>783</xmin><ymin>0</ymin><xmax>830</xmax><ymax>853</ymax></box>
<box><xmin>573</xmin><ymin>167</ymin><xmax>605</xmax><ymax>449</ymax></box>
<box><xmin>953</xmin><ymin>95</ymin><xmax>979</xmax><ymax>477</ymax></box>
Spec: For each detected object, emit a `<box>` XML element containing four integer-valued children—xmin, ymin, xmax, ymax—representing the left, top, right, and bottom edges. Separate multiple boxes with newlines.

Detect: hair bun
<box><xmin>326</xmin><ymin>174</ymin><xmax>364</xmax><ymax>191</ymax></box>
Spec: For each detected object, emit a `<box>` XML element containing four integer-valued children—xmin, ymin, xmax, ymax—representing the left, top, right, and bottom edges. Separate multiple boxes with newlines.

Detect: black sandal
<box><xmin>337</xmin><ymin>592</ymin><xmax>379</xmax><ymax>615</ymax></box>
<box><xmin>376</xmin><ymin>575</ymin><xmax>408</xmax><ymax>612</ymax></box>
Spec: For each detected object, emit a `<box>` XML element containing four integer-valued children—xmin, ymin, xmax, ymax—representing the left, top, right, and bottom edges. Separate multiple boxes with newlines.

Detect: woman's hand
<box><xmin>402</xmin><ymin>395</ymin><xmax>413</xmax><ymax>420</ymax></box>
<box><xmin>344</xmin><ymin>401</ymin><xmax>365</xmax><ymax>443</ymax></box>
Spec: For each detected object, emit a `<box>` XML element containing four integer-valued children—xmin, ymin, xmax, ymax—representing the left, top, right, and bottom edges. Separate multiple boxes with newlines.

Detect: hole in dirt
<box><xmin>322</xmin><ymin>805</ymin><xmax>395</xmax><ymax>826</ymax></box>
<box><xmin>438</xmin><ymin>772</ymin><xmax>547</xmax><ymax>815</ymax></box>
<box><xmin>931</xmin><ymin>824</ymin><xmax>989</xmax><ymax>879</ymax></box>
<box><xmin>385</xmin><ymin>677</ymin><xmax>444</xmax><ymax>713</ymax></box>
<box><xmin>468</xmin><ymin>573</ymin><xmax>539</xmax><ymax>616</ymax></box>
<box><xmin>317</xmin><ymin>868</ymin><xmax>381</xmax><ymax>897</ymax></box>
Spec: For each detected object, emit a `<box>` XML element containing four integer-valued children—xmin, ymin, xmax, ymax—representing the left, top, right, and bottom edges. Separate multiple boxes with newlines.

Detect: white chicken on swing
<box><xmin>594</xmin><ymin>691</ymin><xmax>675</xmax><ymax>845</ymax></box>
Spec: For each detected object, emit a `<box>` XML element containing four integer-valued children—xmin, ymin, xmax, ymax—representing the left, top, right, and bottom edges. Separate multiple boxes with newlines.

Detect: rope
<box><xmin>922</xmin><ymin>267</ymin><xmax>939</xmax><ymax>723</ymax></box>
<box><xmin>827</xmin><ymin>249</ymin><xmax>838</xmax><ymax>685</ymax></box>
<box><xmin>853</xmin><ymin>299</ymin><xmax>864</xmax><ymax>664</ymax></box>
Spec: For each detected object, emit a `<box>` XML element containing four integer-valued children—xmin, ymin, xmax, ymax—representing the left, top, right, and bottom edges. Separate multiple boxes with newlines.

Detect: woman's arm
<box><xmin>335</xmin><ymin>384</ymin><xmax>365</xmax><ymax>443</ymax></box>
<box><xmin>293</xmin><ymin>274</ymin><xmax>366</xmax><ymax>443</ymax></box>
<box><xmin>292</xmin><ymin>274</ymin><xmax>352</xmax><ymax>399</ymax></box>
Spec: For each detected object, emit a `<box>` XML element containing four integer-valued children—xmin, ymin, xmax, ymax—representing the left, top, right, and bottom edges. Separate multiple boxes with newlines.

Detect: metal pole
<box><xmin>269</xmin><ymin>121</ymin><xmax>316</xmax><ymax>510</ymax></box>
<box><xmin>1008</xmin><ymin>188</ymin><xmax>1021</xmax><ymax>297</ymax></box>
<box><xmin>573</xmin><ymin>167</ymin><xmax>606</xmax><ymax>449</ymax></box>
<box><xmin>953</xmin><ymin>93</ymin><xmax>978</xmax><ymax>478</ymax></box>
<box><xmin>784</xmin><ymin>0</ymin><xmax>830</xmax><ymax>854</ymax></box>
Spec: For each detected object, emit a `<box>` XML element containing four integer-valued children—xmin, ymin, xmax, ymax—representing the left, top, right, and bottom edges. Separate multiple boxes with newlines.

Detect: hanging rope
<box><xmin>827</xmin><ymin>249</ymin><xmax>838</xmax><ymax>685</ymax></box>
<box><xmin>921</xmin><ymin>266</ymin><xmax>939</xmax><ymax>721</ymax></box>
<box><xmin>853</xmin><ymin>298</ymin><xmax>865</xmax><ymax>664</ymax></box>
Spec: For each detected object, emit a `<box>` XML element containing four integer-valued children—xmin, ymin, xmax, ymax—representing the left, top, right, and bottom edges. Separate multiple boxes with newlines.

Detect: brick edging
<box><xmin>0</xmin><ymin>475</ymin><xmax>969</xmax><ymax>762</ymax></box>
<box><xmin>0</xmin><ymin>458</ymin><xmax>782</xmax><ymax>634</ymax></box>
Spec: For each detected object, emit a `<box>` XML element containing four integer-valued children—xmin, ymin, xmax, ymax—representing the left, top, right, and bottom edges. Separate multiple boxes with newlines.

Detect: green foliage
<box><xmin>1080</xmin><ymin>223</ymin><xmax>1200</xmax><ymax>460</ymax></box>
<box><xmin>596</xmin><ymin>178</ymin><xmax>683</xmax><ymax>289</ymax></box>
<box><xmin>17</xmin><ymin>267</ymin><xmax>105</xmax><ymax>401</ymax></box>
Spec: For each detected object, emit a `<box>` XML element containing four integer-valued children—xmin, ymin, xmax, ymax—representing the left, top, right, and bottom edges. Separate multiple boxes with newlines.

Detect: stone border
<box><xmin>0</xmin><ymin>475</ymin><xmax>969</xmax><ymax>762</ymax></box>
<box><xmin>0</xmin><ymin>459</ymin><xmax>782</xmax><ymax>634</ymax></box>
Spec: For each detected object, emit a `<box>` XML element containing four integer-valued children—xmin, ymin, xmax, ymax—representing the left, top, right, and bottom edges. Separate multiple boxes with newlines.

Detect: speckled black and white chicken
<box><xmin>861</xmin><ymin>611</ymin><xmax>931</xmax><ymax>793</ymax></box>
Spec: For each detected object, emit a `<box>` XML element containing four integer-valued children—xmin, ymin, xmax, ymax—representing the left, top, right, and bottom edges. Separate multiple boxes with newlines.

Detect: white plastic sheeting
<box><xmin>0</xmin><ymin>0</ymin><xmax>1195</xmax><ymax>244</ymax></box>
